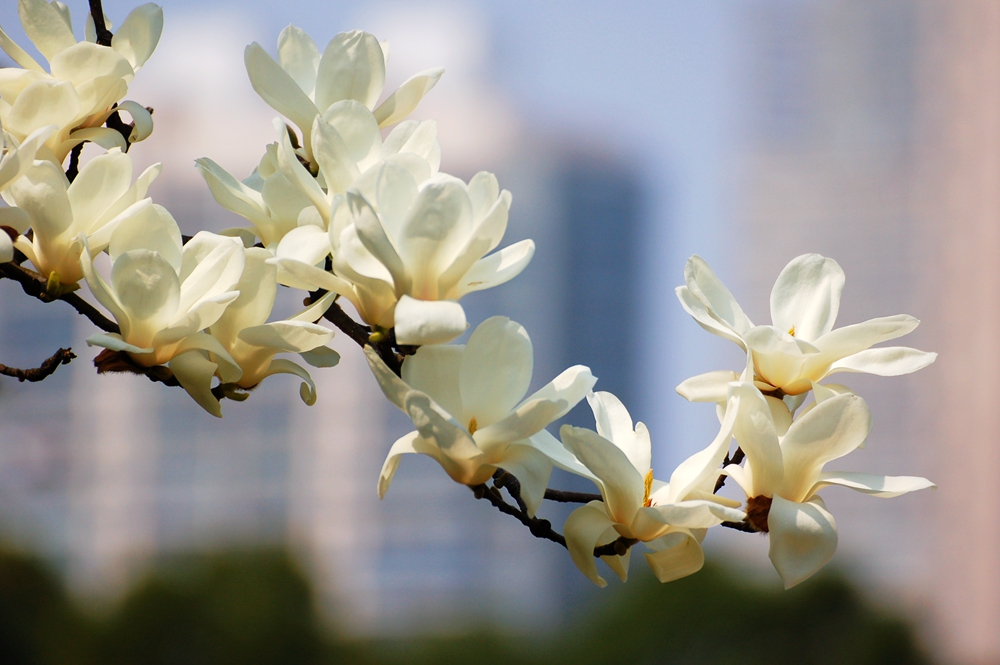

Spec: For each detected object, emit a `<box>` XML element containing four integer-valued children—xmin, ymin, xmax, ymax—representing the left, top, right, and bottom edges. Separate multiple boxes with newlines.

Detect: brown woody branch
<box><xmin>0</xmin><ymin>262</ymin><xmax>120</xmax><ymax>333</ymax></box>
<box><xmin>0</xmin><ymin>348</ymin><xmax>75</xmax><ymax>382</ymax></box>
<box><xmin>544</xmin><ymin>488</ymin><xmax>602</xmax><ymax>503</ymax></box>
<box><xmin>88</xmin><ymin>0</ymin><xmax>113</xmax><ymax>46</ymax></box>
<box><xmin>714</xmin><ymin>446</ymin><xmax>745</xmax><ymax>493</ymax></box>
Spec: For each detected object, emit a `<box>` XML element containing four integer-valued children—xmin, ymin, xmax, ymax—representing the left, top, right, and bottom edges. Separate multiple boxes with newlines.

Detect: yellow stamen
<box><xmin>468</xmin><ymin>417</ymin><xmax>478</xmax><ymax>435</ymax></box>
<box><xmin>643</xmin><ymin>469</ymin><xmax>654</xmax><ymax>507</ymax></box>
<box><xmin>788</xmin><ymin>325</ymin><xmax>796</xmax><ymax>337</ymax></box>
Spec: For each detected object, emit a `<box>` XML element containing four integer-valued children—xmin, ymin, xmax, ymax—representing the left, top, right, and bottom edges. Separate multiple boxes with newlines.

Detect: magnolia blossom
<box><xmin>0</xmin><ymin>124</ymin><xmax>54</xmax><ymax>263</ymax></box>
<box><xmin>561</xmin><ymin>391</ymin><xmax>745</xmax><ymax>587</ymax></box>
<box><xmin>0</xmin><ymin>0</ymin><xmax>160</xmax><ymax>161</ymax></box>
<box><xmin>6</xmin><ymin>148</ymin><xmax>159</xmax><ymax>287</ymax></box>
<box><xmin>366</xmin><ymin>316</ymin><xmax>596</xmax><ymax>515</ymax></box>
<box><xmin>207</xmin><ymin>247</ymin><xmax>338</xmax><ymax>405</ymax></box>
<box><xmin>80</xmin><ymin>206</ymin><xmax>246</xmax><ymax>417</ymax></box>
<box><xmin>196</xmin><ymin>116</ymin><xmax>440</xmax><ymax>249</ymax></box>
<box><xmin>244</xmin><ymin>26</ymin><xmax>442</xmax><ymax>165</ymax></box>
<box><xmin>275</xmin><ymin>160</ymin><xmax>533</xmax><ymax>345</ymax></box>
<box><xmin>676</xmin><ymin>253</ymin><xmax>937</xmax><ymax>398</ymax></box>
<box><xmin>724</xmin><ymin>382</ymin><xmax>934</xmax><ymax>588</ymax></box>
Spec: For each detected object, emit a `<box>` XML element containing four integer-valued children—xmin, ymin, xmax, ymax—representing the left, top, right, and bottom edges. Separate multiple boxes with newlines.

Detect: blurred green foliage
<box><xmin>0</xmin><ymin>544</ymin><xmax>933</xmax><ymax>665</ymax></box>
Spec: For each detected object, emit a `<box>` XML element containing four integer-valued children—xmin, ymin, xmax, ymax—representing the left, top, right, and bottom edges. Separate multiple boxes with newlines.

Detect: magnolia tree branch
<box><xmin>0</xmin><ymin>263</ymin><xmax>120</xmax><ymax>333</ymax></box>
<box><xmin>0</xmin><ymin>348</ymin><xmax>75</xmax><ymax>382</ymax></box>
<box><xmin>88</xmin><ymin>0</ymin><xmax>113</xmax><ymax>46</ymax></box>
<box><xmin>544</xmin><ymin>488</ymin><xmax>602</xmax><ymax>503</ymax></box>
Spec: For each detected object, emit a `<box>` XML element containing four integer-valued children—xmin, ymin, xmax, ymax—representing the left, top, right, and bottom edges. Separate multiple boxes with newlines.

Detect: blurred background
<box><xmin>0</xmin><ymin>0</ymin><xmax>993</xmax><ymax>662</ymax></box>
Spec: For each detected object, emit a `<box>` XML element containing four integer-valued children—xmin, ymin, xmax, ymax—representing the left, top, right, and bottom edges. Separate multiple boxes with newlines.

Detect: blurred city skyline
<box><xmin>0</xmin><ymin>1</ymin><xmax>992</xmax><ymax>664</ymax></box>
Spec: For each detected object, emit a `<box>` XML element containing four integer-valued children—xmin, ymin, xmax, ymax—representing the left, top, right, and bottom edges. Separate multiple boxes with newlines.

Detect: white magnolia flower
<box><xmin>366</xmin><ymin>316</ymin><xmax>596</xmax><ymax>515</ymax></box>
<box><xmin>275</xmin><ymin>161</ymin><xmax>533</xmax><ymax>345</ymax></box>
<box><xmin>244</xmin><ymin>26</ymin><xmax>442</xmax><ymax>164</ymax></box>
<box><xmin>676</xmin><ymin>253</ymin><xmax>937</xmax><ymax>398</ymax></box>
<box><xmin>196</xmin><ymin>116</ymin><xmax>440</xmax><ymax>249</ymax></box>
<box><xmin>80</xmin><ymin>206</ymin><xmax>246</xmax><ymax>417</ymax></box>
<box><xmin>207</xmin><ymin>247</ymin><xmax>339</xmax><ymax>405</ymax></box>
<box><xmin>560</xmin><ymin>391</ymin><xmax>745</xmax><ymax>587</ymax></box>
<box><xmin>724</xmin><ymin>382</ymin><xmax>934</xmax><ymax>589</ymax></box>
<box><xmin>0</xmin><ymin>124</ymin><xmax>54</xmax><ymax>263</ymax></box>
<box><xmin>6</xmin><ymin>148</ymin><xmax>159</xmax><ymax>287</ymax></box>
<box><xmin>0</xmin><ymin>0</ymin><xmax>161</xmax><ymax>161</ymax></box>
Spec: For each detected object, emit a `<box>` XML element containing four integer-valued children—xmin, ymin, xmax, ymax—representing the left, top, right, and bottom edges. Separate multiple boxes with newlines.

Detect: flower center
<box><xmin>468</xmin><ymin>417</ymin><xmax>478</xmax><ymax>435</ymax></box>
<box><xmin>746</xmin><ymin>495</ymin><xmax>772</xmax><ymax>532</ymax></box>
<box><xmin>787</xmin><ymin>325</ymin><xmax>796</xmax><ymax>337</ymax></box>
<box><xmin>643</xmin><ymin>469</ymin><xmax>654</xmax><ymax>507</ymax></box>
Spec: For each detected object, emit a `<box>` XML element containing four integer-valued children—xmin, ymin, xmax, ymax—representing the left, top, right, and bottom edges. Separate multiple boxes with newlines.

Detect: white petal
<box><xmin>259</xmin><ymin>357</ymin><xmax>320</xmax><ymax>405</ymax></box>
<box><xmin>237</xmin><ymin>321</ymin><xmax>333</xmax><ymax>353</ymax></box>
<box><xmin>84</xmin><ymin>332</ymin><xmax>150</xmax><ymax>354</ymax></box>
<box><xmin>475</xmin><ymin>365</ymin><xmax>596</xmax><ymax>448</ymax></box>
<box><xmin>729</xmin><ymin>383</ymin><xmax>783</xmax><ymax>498</ymax></box>
<box><xmin>111</xmin><ymin>3</ymin><xmax>163</xmax><ymax>71</ymax></box>
<box><xmin>323</xmin><ymin>99</ymin><xmax>381</xmax><ymax>170</ymax></box>
<box><xmin>373</xmin><ymin>67</ymin><xmax>444</xmax><ymax>128</ymax></box>
<box><xmin>315</xmin><ymin>30</ymin><xmax>385</xmax><ymax>112</ymax></box>
<box><xmin>827</xmin><ymin>347</ymin><xmax>937</xmax><ymax>378</ymax></box>
<box><xmin>460</xmin><ymin>316</ymin><xmax>532</xmax><ymax>427</ymax></box>
<box><xmin>403</xmin><ymin>391</ymin><xmax>488</xmax><ymax>485</ymax></box>
<box><xmin>6</xmin><ymin>80</ymin><xmax>80</xmax><ymax>140</ymax></box>
<box><xmin>0</xmin><ymin>24</ymin><xmax>44</xmax><ymax>71</ymax></box>
<box><xmin>168</xmin><ymin>350</ymin><xmax>222</xmax><ymax>417</ymax></box>
<box><xmin>177</xmin><ymin>231</ymin><xmax>245</xmax><ymax>315</ymax></box>
<box><xmin>299</xmin><ymin>346</ymin><xmax>340</xmax><ymax>368</ymax></box>
<box><xmin>560</xmin><ymin>424</ymin><xmax>644</xmax><ymax>526</ymax></box>
<box><xmin>810</xmin><ymin>472</ymin><xmax>935</xmax><ymax>499</ymax></box>
<box><xmin>364</xmin><ymin>345</ymin><xmax>409</xmax><ymax>411</ymax></box>
<box><xmin>497</xmin><ymin>444</ymin><xmax>552</xmax><ymax>517</ymax></box>
<box><xmin>675</xmin><ymin>370</ymin><xmax>738</xmax><ymax>403</ymax></box>
<box><xmin>666</xmin><ymin>390</ymin><xmax>741</xmax><ymax>502</ymax></box>
<box><xmin>563</xmin><ymin>502</ymin><xmax>617</xmax><ymax>587</ymax></box>
<box><xmin>115</xmin><ymin>100</ymin><xmax>154</xmax><ymax>142</ymax></box>
<box><xmin>644</xmin><ymin>531</ymin><xmax>705</xmax><ymax>583</ymax></box>
<box><xmin>111</xmin><ymin>249</ymin><xmax>180</xmax><ymax>338</ymax></box>
<box><xmin>675</xmin><ymin>285</ymin><xmax>747</xmax><ymax>350</ymax></box>
<box><xmin>195</xmin><ymin>158</ymin><xmax>272</xmax><ymax>233</ymax></box>
<box><xmin>402</xmin><ymin>343</ymin><xmax>464</xmax><ymax>418</ymax></box>
<box><xmin>274</xmin><ymin>224</ymin><xmax>330</xmax><ymax>266</ymax></box>
<box><xmin>245</xmin><ymin>43</ymin><xmax>320</xmax><ymax>139</ymax></box>
<box><xmin>768</xmin><ymin>495</ymin><xmax>838</xmax><ymax>589</ymax></box>
<box><xmin>310</xmin><ymin>114</ymin><xmax>361</xmax><ymax>195</ymax></box>
<box><xmin>397</xmin><ymin>179</ymin><xmax>473</xmax><ymax>300</ymax></box>
<box><xmin>393</xmin><ymin>295</ymin><xmax>467</xmax><ymax>345</ymax></box>
<box><xmin>0</xmin><ymin>233</ymin><xmax>12</xmax><ymax>263</ymax></box>
<box><xmin>68</xmin><ymin>148</ymin><xmax>132</xmax><ymax>229</ymax></box>
<box><xmin>770</xmin><ymin>254</ymin><xmax>845</xmax><ymax>341</ymax></box>
<box><xmin>455</xmin><ymin>238</ymin><xmax>534</xmax><ymax>298</ymax></box>
<box><xmin>525</xmin><ymin>429</ymin><xmax>596</xmax><ymax>481</ymax></box>
<box><xmin>277</xmin><ymin>25</ymin><xmax>319</xmax><ymax>97</ymax></box>
<box><xmin>812</xmin><ymin>314</ymin><xmax>920</xmax><ymax>362</ymax></box>
<box><xmin>109</xmin><ymin>201</ymin><xmax>180</xmax><ymax>269</ymax></box>
<box><xmin>378</xmin><ymin>431</ymin><xmax>427</xmax><ymax>499</ymax></box>
<box><xmin>587</xmin><ymin>390</ymin><xmax>650</xmax><ymax>475</ymax></box>
<box><xmin>684</xmin><ymin>255</ymin><xmax>753</xmax><ymax>335</ymax></box>
<box><xmin>779</xmin><ymin>393</ymin><xmax>872</xmax><ymax>503</ymax></box>
<box><xmin>19</xmin><ymin>0</ymin><xmax>76</xmax><ymax>61</ymax></box>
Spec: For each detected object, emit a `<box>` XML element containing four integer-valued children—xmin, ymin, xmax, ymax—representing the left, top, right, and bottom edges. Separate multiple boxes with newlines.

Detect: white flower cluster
<box><xmin>0</xmin><ymin>1</ymin><xmax>936</xmax><ymax>590</ymax></box>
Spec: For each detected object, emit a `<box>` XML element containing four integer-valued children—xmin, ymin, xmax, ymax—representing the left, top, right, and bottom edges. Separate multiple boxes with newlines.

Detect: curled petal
<box><xmin>168</xmin><ymin>350</ymin><xmax>223</xmax><ymax>417</ymax></box>
<box><xmin>115</xmin><ymin>101</ymin><xmax>154</xmax><ymax>142</ymax></box>
<box><xmin>393</xmin><ymin>295</ymin><xmax>467</xmax><ymax>345</ymax></box>
<box><xmin>644</xmin><ymin>530</ymin><xmax>705</xmax><ymax>583</ymax></box>
<box><xmin>767</xmin><ymin>495</ymin><xmax>838</xmax><ymax>589</ymax></box>
<box><xmin>260</xmin><ymin>357</ymin><xmax>320</xmax><ymax>405</ymax></box>
<box><xmin>564</xmin><ymin>501</ymin><xmax>617</xmax><ymax>588</ymax></box>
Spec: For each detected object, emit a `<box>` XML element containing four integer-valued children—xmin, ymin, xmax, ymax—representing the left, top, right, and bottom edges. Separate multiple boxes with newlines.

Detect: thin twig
<box><xmin>0</xmin><ymin>263</ymin><xmax>119</xmax><ymax>333</ymax></box>
<box><xmin>470</xmin><ymin>482</ymin><xmax>567</xmax><ymax>548</ymax></box>
<box><xmin>544</xmin><ymin>488</ymin><xmax>603</xmax><ymax>504</ymax></box>
<box><xmin>714</xmin><ymin>447</ymin><xmax>745</xmax><ymax>493</ymax></box>
<box><xmin>593</xmin><ymin>536</ymin><xmax>639</xmax><ymax>557</ymax></box>
<box><xmin>720</xmin><ymin>520</ymin><xmax>757</xmax><ymax>533</ymax></box>
<box><xmin>0</xmin><ymin>348</ymin><xmax>75</xmax><ymax>382</ymax></box>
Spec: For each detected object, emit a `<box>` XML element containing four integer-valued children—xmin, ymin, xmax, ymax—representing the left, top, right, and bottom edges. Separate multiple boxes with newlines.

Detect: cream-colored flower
<box><xmin>80</xmin><ymin>206</ymin><xmax>246</xmax><ymax>417</ymax></box>
<box><xmin>724</xmin><ymin>382</ymin><xmax>934</xmax><ymax>588</ymax></box>
<box><xmin>0</xmin><ymin>0</ymin><xmax>161</xmax><ymax>161</ymax></box>
<box><xmin>207</xmin><ymin>247</ymin><xmax>338</xmax><ymax>405</ymax></box>
<box><xmin>244</xmin><ymin>26</ymin><xmax>442</xmax><ymax>165</ymax></box>
<box><xmin>0</xmin><ymin>124</ymin><xmax>54</xmax><ymax>262</ymax></box>
<box><xmin>7</xmin><ymin>147</ymin><xmax>159</xmax><ymax>287</ymax></box>
<box><xmin>676</xmin><ymin>254</ymin><xmax>936</xmax><ymax>398</ymax></box>
<box><xmin>560</xmin><ymin>391</ymin><xmax>744</xmax><ymax>587</ymax></box>
<box><xmin>274</xmin><ymin>160</ymin><xmax>532</xmax><ymax>345</ymax></box>
<box><xmin>367</xmin><ymin>316</ymin><xmax>596</xmax><ymax>515</ymax></box>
